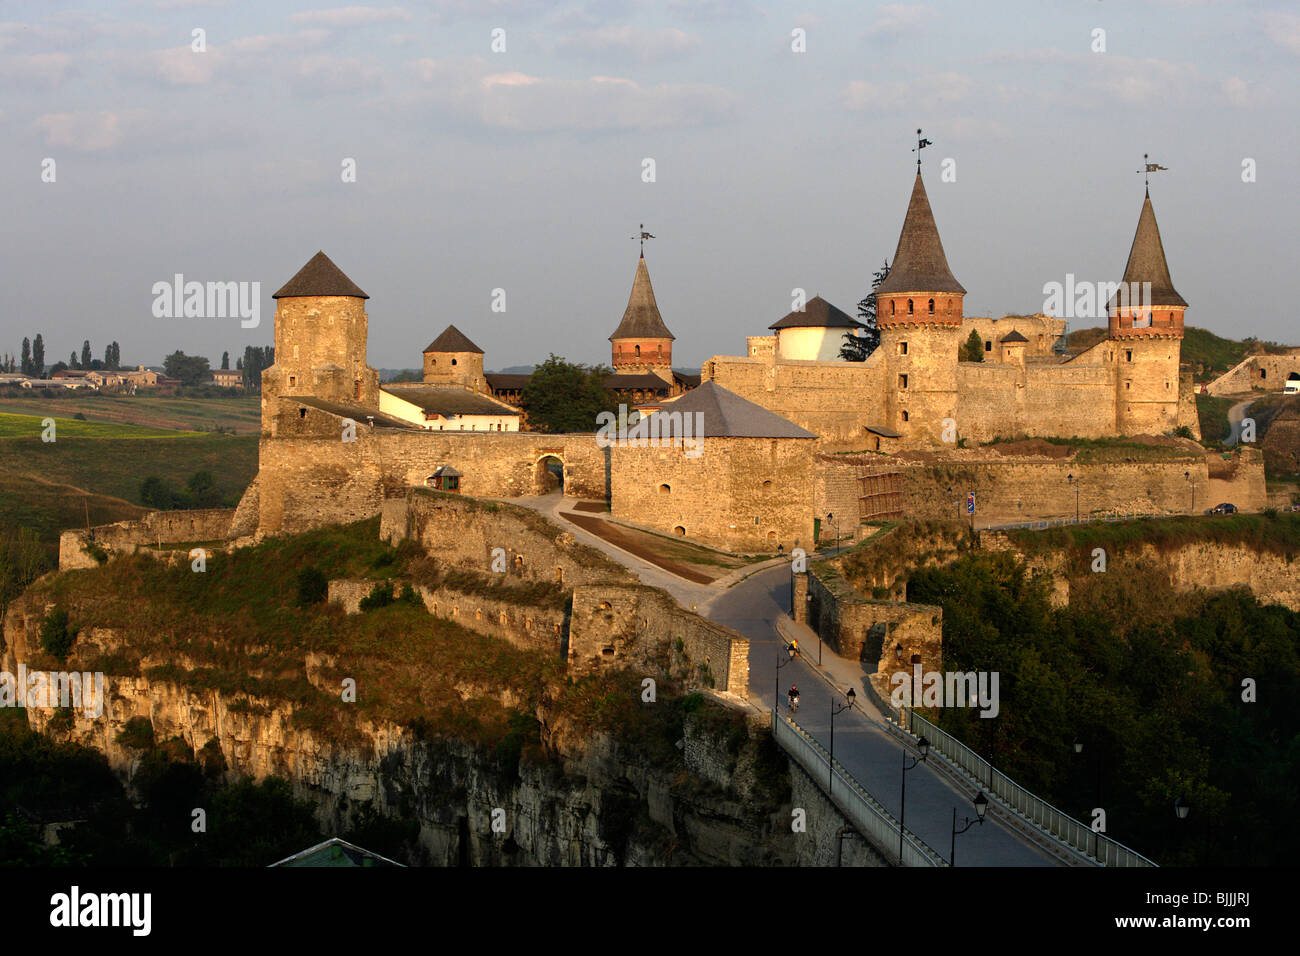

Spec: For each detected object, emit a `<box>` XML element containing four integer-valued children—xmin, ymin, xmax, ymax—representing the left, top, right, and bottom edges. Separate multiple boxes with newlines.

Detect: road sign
<box><xmin>966</xmin><ymin>492</ymin><xmax>976</xmax><ymax>515</ymax></box>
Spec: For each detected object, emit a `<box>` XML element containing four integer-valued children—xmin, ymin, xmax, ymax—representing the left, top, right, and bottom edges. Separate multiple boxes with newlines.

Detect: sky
<box><xmin>1</xmin><ymin>0</ymin><xmax>1296</xmax><ymax>372</ymax></box>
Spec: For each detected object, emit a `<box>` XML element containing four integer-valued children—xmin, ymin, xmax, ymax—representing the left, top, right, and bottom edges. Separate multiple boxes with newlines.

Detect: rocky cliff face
<box><xmin>3</xmin><ymin>592</ymin><xmax>882</xmax><ymax>866</ymax></box>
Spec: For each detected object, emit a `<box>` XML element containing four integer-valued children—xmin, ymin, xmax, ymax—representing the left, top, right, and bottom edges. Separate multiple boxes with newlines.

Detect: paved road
<box><xmin>1224</xmin><ymin>396</ymin><xmax>1255</xmax><ymax>446</ymax></box>
<box><xmin>707</xmin><ymin>565</ymin><xmax>1058</xmax><ymax>866</ymax></box>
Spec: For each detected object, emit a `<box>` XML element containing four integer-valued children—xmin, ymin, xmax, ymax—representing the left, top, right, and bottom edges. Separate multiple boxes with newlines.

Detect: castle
<box><xmin>703</xmin><ymin>168</ymin><xmax>1199</xmax><ymax>448</ymax></box>
<box><xmin>226</xmin><ymin>159</ymin><xmax>1264</xmax><ymax>554</ymax></box>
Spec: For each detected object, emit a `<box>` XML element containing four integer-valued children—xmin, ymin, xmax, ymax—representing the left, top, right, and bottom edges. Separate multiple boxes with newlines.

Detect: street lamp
<box><xmin>899</xmin><ymin>734</ymin><xmax>930</xmax><ymax>863</ymax></box>
<box><xmin>1067</xmin><ymin>473</ymin><xmax>1080</xmax><ymax>524</ymax></box>
<box><xmin>1072</xmin><ymin>738</ymin><xmax>1103</xmax><ymax>857</ymax></box>
<box><xmin>950</xmin><ymin>791</ymin><xmax>989</xmax><ymax>866</ymax></box>
<box><xmin>828</xmin><ymin>687</ymin><xmax>856</xmax><ymax>793</ymax></box>
<box><xmin>1174</xmin><ymin>796</ymin><xmax>1190</xmax><ymax>821</ymax></box>
<box><xmin>773</xmin><ymin>644</ymin><xmax>795</xmax><ymax>729</ymax></box>
<box><xmin>1184</xmin><ymin>471</ymin><xmax>1196</xmax><ymax>514</ymax></box>
<box><xmin>826</xmin><ymin>511</ymin><xmax>840</xmax><ymax>550</ymax></box>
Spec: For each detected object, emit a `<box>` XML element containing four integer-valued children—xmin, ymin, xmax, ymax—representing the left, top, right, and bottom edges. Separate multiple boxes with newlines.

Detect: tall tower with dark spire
<box><xmin>1107</xmin><ymin>188</ymin><xmax>1187</xmax><ymax>434</ymax></box>
<box><xmin>875</xmin><ymin>166</ymin><xmax>967</xmax><ymax>443</ymax></box>
<box><xmin>261</xmin><ymin>251</ymin><xmax>379</xmax><ymax>435</ymax></box>
<box><xmin>609</xmin><ymin>251</ymin><xmax>674</xmax><ymax>383</ymax></box>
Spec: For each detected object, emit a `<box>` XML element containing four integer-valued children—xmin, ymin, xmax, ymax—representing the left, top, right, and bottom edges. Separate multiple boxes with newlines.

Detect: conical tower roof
<box><xmin>875</xmin><ymin>171</ymin><xmax>966</xmax><ymax>296</ymax></box>
<box><xmin>273</xmin><ymin>251</ymin><xmax>369</xmax><ymax>299</ymax></box>
<box><xmin>423</xmin><ymin>324</ymin><xmax>483</xmax><ymax>354</ymax></box>
<box><xmin>1111</xmin><ymin>191</ymin><xmax>1187</xmax><ymax>308</ymax></box>
<box><xmin>609</xmin><ymin>254</ymin><xmax>674</xmax><ymax>341</ymax></box>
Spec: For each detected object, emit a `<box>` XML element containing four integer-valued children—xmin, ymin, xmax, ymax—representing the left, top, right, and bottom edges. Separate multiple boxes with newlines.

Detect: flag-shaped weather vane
<box><xmin>1138</xmin><ymin>153</ymin><xmax>1168</xmax><ymax>190</ymax></box>
<box><xmin>632</xmin><ymin>223</ymin><xmax>655</xmax><ymax>256</ymax></box>
<box><xmin>913</xmin><ymin>128</ymin><xmax>933</xmax><ymax>171</ymax></box>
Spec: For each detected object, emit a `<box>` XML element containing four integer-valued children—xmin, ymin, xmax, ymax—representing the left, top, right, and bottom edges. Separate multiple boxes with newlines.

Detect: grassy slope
<box><xmin>0</xmin><ymin>413</ymin><xmax>258</xmax><ymax>553</ymax></box>
<box><xmin>1067</xmin><ymin>326</ymin><xmax>1292</xmax><ymax>384</ymax></box>
<box><xmin>0</xmin><ymin>394</ymin><xmax>261</xmax><ymax>434</ymax></box>
<box><xmin>1005</xmin><ymin>511</ymin><xmax>1300</xmax><ymax>558</ymax></box>
<box><xmin>32</xmin><ymin>519</ymin><xmax>708</xmax><ymax>760</ymax></box>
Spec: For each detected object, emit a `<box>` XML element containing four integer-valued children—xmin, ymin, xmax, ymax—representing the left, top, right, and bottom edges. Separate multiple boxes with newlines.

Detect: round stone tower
<box><xmin>1107</xmin><ymin>189</ymin><xmax>1187</xmax><ymax>435</ymax></box>
<box><xmin>422</xmin><ymin>324</ymin><xmax>487</xmax><ymax>392</ymax></box>
<box><xmin>261</xmin><ymin>251</ymin><xmax>379</xmax><ymax>435</ymax></box>
<box><xmin>875</xmin><ymin>169</ymin><xmax>967</xmax><ymax>444</ymax></box>
<box><xmin>610</xmin><ymin>253</ymin><xmax>674</xmax><ymax>384</ymax></box>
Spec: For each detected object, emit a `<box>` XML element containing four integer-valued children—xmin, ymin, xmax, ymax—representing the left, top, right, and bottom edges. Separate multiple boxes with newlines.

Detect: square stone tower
<box><xmin>1106</xmin><ymin>190</ymin><xmax>1187</xmax><ymax>435</ymax></box>
<box><xmin>874</xmin><ymin>169</ymin><xmax>967</xmax><ymax>444</ymax></box>
<box><xmin>261</xmin><ymin>251</ymin><xmax>379</xmax><ymax>436</ymax></box>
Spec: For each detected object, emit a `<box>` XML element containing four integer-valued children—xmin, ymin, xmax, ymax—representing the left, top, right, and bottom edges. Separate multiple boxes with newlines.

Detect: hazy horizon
<box><xmin>3</xmin><ymin>0</ymin><xmax>1296</xmax><ymax>373</ymax></box>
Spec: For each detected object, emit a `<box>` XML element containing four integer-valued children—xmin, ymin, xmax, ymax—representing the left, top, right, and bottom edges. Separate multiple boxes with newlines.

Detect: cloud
<box><xmin>289</xmin><ymin>6</ymin><xmax>413</xmax><ymax>28</ymax></box>
<box><xmin>412</xmin><ymin>57</ymin><xmax>736</xmax><ymax>130</ymax></box>
<box><xmin>555</xmin><ymin>26</ymin><xmax>701</xmax><ymax>63</ymax></box>
<box><xmin>868</xmin><ymin>4</ymin><xmax>936</xmax><ymax>37</ymax></box>
<box><xmin>34</xmin><ymin>110</ymin><xmax>135</xmax><ymax>151</ymax></box>
<box><xmin>843</xmin><ymin>72</ymin><xmax>972</xmax><ymax>111</ymax></box>
<box><xmin>1259</xmin><ymin>12</ymin><xmax>1300</xmax><ymax>55</ymax></box>
<box><xmin>292</xmin><ymin>55</ymin><xmax>384</xmax><ymax>94</ymax></box>
<box><xmin>0</xmin><ymin>52</ymin><xmax>74</xmax><ymax>86</ymax></box>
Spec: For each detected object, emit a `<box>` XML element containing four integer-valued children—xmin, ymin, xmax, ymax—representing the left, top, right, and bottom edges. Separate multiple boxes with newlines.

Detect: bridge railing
<box><xmin>772</xmin><ymin>713</ymin><xmax>947</xmax><ymax>867</ymax></box>
<box><xmin>903</xmin><ymin>709</ymin><xmax>1157</xmax><ymax>867</ymax></box>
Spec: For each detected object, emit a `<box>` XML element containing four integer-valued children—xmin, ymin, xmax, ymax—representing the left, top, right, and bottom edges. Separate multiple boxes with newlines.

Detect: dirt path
<box><xmin>560</xmin><ymin>511</ymin><xmax>715</xmax><ymax>584</ymax></box>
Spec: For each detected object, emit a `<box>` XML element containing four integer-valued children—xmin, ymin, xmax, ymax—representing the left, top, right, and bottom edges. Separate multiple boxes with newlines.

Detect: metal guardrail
<box><xmin>772</xmin><ymin>713</ymin><xmax>947</xmax><ymax>867</ymax></box>
<box><xmin>985</xmin><ymin>512</ymin><xmax>1173</xmax><ymax>532</ymax></box>
<box><xmin>903</xmin><ymin>710</ymin><xmax>1157</xmax><ymax>867</ymax></box>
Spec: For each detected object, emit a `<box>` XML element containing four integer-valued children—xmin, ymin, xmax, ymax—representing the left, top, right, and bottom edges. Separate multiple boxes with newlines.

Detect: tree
<box><xmin>20</xmin><ymin>338</ymin><xmax>31</xmax><ymax>376</ymax></box>
<box><xmin>49</xmin><ymin>361</ymin><xmax>68</xmax><ymax>376</ymax></box>
<box><xmin>520</xmin><ymin>354</ymin><xmax>616</xmax><ymax>434</ymax></box>
<box><xmin>221</xmin><ymin>351</ymin><xmax>229</xmax><ymax>370</ymax></box>
<box><xmin>845</xmin><ymin>259</ymin><xmax>889</xmax><ymax>361</ymax></box>
<box><xmin>185</xmin><ymin>470</ymin><xmax>221</xmax><ymax>508</ymax></box>
<box><xmin>241</xmin><ymin>346</ymin><xmax>274</xmax><ymax>393</ymax></box>
<box><xmin>80</xmin><ymin>340</ymin><xmax>91</xmax><ymax>369</ymax></box>
<box><xmin>961</xmin><ymin>329</ymin><xmax>984</xmax><ymax>362</ymax></box>
<box><xmin>31</xmin><ymin>334</ymin><xmax>44</xmax><ymax>376</ymax></box>
<box><xmin>39</xmin><ymin>608</ymin><xmax>74</xmax><ymax>659</ymax></box>
<box><xmin>69</xmin><ymin>351</ymin><xmax>78</xmax><ymax>369</ymax></box>
<box><xmin>163</xmin><ymin>350</ymin><xmax>211</xmax><ymax>386</ymax></box>
<box><xmin>104</xmin><ymin>342</ymin><xmax>120</xmax><ymax>370</ymax></box>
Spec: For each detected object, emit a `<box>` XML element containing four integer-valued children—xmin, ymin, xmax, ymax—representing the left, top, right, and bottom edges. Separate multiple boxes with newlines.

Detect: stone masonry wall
<box><xmin>569</xmin><ymin>585</ymin><xmax>749</xmax><ymax>697</ymax></box>
<box><xmin>60</xmin><ymin>508</ymin><xmax>236</xmax><ymax>570</ymax></box>
<box><xmin>609</xmin><ymin>436</ymin><xmax>817</xmax><ymax>553</ymax></box>
<box><xmin>380</xmin><ymin>492</ymin><xmax>631</xmax><ymax>589</ymax></box>
<box><xmin>255</xmin><ymin>398</ymin><xmax>610</xmax><ymax>536</ymax></box>
<box><xmin>328</xmin><ymin>578</ymin><xmax>567</xmax><ymax>656</ymax></box>
<box><xmin>1206</xmin><ymin>352</ymin><xmax>1300</xmax><ymax>397</ymax></box>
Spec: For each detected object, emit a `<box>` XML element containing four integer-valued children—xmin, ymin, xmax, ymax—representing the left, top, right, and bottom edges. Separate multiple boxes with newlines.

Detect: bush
<box><xmin>295</xmin><ymin>567</ymin><xmax>328</xmax><ymax>607</ymax></box>
<box><xmin>38</xmin><ymin>608</ymin><xmax>75</xmax><ymax>659</ymax></box>
<box><xmin>115</xmin><ymin>716</ymin><xmax>155</xmax><ymax>750</ymax></box>
<box><xmin>358</xmin><ymin>582</ymin><xmax>395</xmax><ymax>611</ymax></box>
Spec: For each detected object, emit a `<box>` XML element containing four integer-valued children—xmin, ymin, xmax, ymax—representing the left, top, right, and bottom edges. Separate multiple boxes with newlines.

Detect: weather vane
<box><xmin>912</xmin><ymin>128</ymin><xmax>933</xmax><ymax>171</ymax></box>
<box><xmin>631</xmin><ymin>223</ymin><xmax>655</xmax><ymax>256</ymax></box>
<box><xmin>1137</xmin><ymin>153</ymin><xmax>1167</xmax><ymax>190</ymax></box>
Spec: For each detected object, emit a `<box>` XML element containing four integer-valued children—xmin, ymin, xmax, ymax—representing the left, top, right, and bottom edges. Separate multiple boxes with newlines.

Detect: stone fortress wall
<box><xmin>1205</xmin><ymin>350</ymin><xmax>1300</xmax><ymax>396</ymax></box>
<box><xmin>60</xmin><ymin>508</ymin><xmax>236</xmax><ymax>571</ymax></box>
<box><xmin>812</xmin><ymin>446</ymin><xmax>1267</xmax><ymax>528</ymax></box>
<box><xmin>608</xmin><ymin>436</ymin><xmax>818</xmax><ymax>552</ymax></box>
<box><xmin>252</xmin><ymin>398</ymin><xmax>609</xmax><ymax>537</ymax></box>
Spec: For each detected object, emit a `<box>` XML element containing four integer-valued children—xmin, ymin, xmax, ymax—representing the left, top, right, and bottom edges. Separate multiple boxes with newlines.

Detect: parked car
<box><xmin>1208</xmin><ymin>502</ymin><xmax>1238</xmax><ymax>514</ymax></box>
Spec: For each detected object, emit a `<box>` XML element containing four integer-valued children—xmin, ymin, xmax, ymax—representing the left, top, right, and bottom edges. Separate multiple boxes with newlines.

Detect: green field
<box><xmin>0</xmin><ymin>394</ymin><xmax>261</xmax><ymax>434</ymax></box>
<box><xmin>0</xmin><ymin>412</ymin><xmax>201</xmax><ymax>439</ymax></box>
<box><xmin>0</xmin><ymin>413</ymin><xmax>258</xmax><ymax>554</ymax></box>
